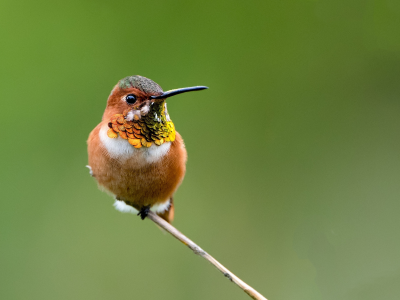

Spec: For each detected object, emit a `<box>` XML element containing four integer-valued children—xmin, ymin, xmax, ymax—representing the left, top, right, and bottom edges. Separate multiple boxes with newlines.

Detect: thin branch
<box><xmin>146</xmin><ymin>211</ymin><xmax>267</xmax><ymax>300</ymax></box>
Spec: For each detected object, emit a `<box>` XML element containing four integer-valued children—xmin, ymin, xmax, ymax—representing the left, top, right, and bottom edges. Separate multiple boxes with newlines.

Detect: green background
<box><xmin>1</xmin><ymin>0</ymin><xmax>400</xmax><ymax>299</ymax></box>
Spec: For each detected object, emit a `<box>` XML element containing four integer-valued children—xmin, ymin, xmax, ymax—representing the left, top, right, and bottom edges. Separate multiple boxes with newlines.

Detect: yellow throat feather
<box><xmin>106</xmin><ymin>101</ymin><xmax>176</xmax><ymax>149</ymax></box>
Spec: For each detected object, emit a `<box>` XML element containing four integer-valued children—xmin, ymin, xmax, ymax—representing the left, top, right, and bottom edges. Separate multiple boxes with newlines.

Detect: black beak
<box><xmin>150</xmin><ymin>86</ymin><xmax>208</xmax><ymax>100</ymax></box>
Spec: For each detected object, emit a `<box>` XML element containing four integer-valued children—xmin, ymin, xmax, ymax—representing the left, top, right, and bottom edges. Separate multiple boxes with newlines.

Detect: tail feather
<box><xmin>157</xmin><ymin>197</ymin><xmax>174</xmax><ymax>223</ymax></box>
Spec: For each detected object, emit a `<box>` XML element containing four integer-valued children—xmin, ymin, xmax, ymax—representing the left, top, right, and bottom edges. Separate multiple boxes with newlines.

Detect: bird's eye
<box><xmin>125</xmin><ymin>94</ymin><xmax>137</xmax><ymax>104</ymax></box>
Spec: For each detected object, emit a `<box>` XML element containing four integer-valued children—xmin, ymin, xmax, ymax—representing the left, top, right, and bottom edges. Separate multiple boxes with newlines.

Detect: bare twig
<box><xmin>146</xmin><ymin>211</ymin><xmax>267</xmax><ymax>300</ymax></box>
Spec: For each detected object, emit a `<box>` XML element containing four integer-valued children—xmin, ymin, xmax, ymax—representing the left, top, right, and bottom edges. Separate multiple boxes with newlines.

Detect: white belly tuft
<box><xmin>113</xmin><ymin>199</ymin><xmax>171</xmax><ymax>214</ymax></box>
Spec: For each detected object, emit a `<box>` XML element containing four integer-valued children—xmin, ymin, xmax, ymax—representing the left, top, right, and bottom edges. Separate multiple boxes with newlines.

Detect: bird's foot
<box><xmin>137</xmin><ymin>205</ymin><xmax>151</xmax><ymax>220</ymax></box>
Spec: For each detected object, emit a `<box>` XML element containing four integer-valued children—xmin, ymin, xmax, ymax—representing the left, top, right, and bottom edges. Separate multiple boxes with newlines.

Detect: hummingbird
<box><xmin>87</xmin><ymin>75</ymin><xmax>208</xmax><ymax>223</ymax></box>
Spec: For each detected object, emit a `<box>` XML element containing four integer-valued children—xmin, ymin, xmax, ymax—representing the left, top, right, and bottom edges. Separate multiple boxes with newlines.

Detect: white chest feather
<box><xmin>99</xmin><ymin>125</ymin><xmax>171</xmax><ymax>165</ymax></box>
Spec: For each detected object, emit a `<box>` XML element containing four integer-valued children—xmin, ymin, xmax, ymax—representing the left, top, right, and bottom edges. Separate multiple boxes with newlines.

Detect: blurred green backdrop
<box><xmin>1</xmin><ymin>0</ymin><xmax>400</xmax><ymax>299</ymax></box>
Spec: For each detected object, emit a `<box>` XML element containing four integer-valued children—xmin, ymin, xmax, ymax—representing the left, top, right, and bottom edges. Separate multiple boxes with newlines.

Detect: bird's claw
<box><xmin>137</xmin><ymin>205</ymin><xmax>150</xmax><ymax>220</ymax></box>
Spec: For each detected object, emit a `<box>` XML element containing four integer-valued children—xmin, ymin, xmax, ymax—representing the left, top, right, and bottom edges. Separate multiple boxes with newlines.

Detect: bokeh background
<box><xmin>1</xmin><ymin>0</ymin><xmax>400</xmax><ymax>299</ymax></box>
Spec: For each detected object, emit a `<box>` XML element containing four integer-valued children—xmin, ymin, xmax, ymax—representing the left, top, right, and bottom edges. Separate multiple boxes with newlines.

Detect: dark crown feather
<box><xmin>118</xmin><ymin>75</ymin><xmax>163</xmax><ymax>96</ymax></box>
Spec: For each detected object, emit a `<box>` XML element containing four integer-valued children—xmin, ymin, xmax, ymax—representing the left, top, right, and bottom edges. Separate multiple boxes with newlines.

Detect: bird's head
<box><xmin>103</xmin><ymin>75</ymin><xmax>207</xmax><ymax>121</ymax></box>
<box><xmin>103</xmin><ymin>75</ymin><xmax>207</xmax><ymax>148</ymax></box>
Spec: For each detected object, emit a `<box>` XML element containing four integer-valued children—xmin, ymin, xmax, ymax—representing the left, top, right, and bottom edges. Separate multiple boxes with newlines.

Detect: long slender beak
<box><xmin>150</xmin><ymin>86</ymin><xmax>208</xmax><ymax>100</ymax></box>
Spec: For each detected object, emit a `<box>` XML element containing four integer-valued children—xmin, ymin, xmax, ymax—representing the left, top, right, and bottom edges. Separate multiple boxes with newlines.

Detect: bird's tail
<box><xmin>157</xmin><ymin>197</ymin><xmax>175</xmax><ymax>223</ymax></box>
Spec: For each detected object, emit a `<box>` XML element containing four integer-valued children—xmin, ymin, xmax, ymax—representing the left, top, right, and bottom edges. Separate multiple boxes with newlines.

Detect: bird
<box><xmin>87</xmin><ymin>75</ymin><xmax>208</xmax><ymax>223</ymax></box>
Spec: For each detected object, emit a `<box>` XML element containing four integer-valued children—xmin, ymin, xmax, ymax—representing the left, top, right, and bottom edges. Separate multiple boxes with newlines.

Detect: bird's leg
<box><xmin>137</xmin><ymin>205</ymin><xmax>151</xmax><ymax>220</ymax></box>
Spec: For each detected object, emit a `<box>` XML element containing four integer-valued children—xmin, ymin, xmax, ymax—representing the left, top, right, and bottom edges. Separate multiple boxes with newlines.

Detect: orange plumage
<box><xmin>87</xmin><ymin>75</ymin><xmax>207</xmax><ymax>223</ymax></box>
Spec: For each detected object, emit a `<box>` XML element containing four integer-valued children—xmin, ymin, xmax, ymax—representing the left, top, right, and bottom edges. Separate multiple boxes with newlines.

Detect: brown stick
<box><xmin>146</xmin><ymin>211</ymin><xmax>267</xmax><ymax>300</ymax></box>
